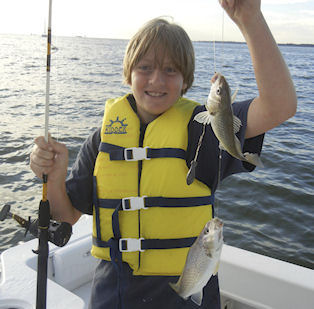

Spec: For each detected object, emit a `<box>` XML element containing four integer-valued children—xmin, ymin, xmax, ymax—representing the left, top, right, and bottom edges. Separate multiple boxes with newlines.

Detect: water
<box><xmin>0</xmin><ymin>34</ymin><xmax>313</xmax><ymax>270</ymax></box>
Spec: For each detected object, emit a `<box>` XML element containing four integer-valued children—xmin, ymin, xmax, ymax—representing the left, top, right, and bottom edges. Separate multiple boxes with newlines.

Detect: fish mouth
<box><xmin>211</xmin><ymin>217</ymin><xmax>224</xmax><ymax>229</ymax></box>
<box><xmin>211</xmin><ymin>72</ymin><xmax>220</xmax><ymax>84</ymax></box>
<box><xmin>214</xmin><ymin>217</ymin><xmax>223</xmax><ymax>225</ymax></box>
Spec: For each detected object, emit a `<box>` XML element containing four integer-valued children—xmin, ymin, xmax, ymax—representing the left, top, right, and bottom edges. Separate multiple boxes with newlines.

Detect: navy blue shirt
<box><xmin>66</xmin><ymin>95</ymin><xmax>264</xmax><ymax>308</ymax></box>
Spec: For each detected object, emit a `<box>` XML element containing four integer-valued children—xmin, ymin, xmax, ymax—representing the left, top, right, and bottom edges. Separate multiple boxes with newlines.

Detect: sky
<box><xmin>0</xmin><ymin>0</ymin><xmax>314</xmax><ymax>44</ymax></box>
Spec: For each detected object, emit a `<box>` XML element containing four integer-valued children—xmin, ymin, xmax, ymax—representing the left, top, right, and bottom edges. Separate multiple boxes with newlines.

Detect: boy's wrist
<box><xmin>236</xmin><ymin>12</ymin><xmax>265</xmax><ymax>38</ymax></box>
<box><xmin>47</xmin><ymin>180</ymin><xmax>67</xmax><ymax>198</ymax></box>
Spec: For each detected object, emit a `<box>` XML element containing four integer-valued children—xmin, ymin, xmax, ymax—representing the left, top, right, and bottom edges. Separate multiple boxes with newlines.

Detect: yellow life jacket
<box><xmin>91</xmin><ymin>94</ymin><xmax>213</xmax><ymax>276</ymax></box>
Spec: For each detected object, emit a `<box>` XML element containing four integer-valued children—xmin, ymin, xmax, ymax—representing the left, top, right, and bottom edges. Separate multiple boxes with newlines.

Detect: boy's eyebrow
<box><xmin>138</xmin><ymin>57</ymin><xmax>153</xmax><ymax>62</ymax></box>
<box><xmin>137</xmin><ymin>53</ymin><xmax>176</xmax><ymax>68</ymax></box>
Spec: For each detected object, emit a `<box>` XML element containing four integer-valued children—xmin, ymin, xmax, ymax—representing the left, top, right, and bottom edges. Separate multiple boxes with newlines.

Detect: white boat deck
<box><xmin>0</xmin><ymin>215</ymin><xmax>313</xmax><ymax>309</ymax></box>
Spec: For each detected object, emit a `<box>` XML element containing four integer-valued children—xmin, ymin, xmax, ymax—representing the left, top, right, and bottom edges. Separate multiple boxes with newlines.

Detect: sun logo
<box><xmin>105</xmin><ymin>116</ymin><xmax>128</xmax><ymax>134</ymax></box>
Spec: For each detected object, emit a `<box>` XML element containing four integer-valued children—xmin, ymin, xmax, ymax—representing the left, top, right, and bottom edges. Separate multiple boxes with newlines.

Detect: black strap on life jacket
<box><xmin>96</xmin><ymin>195</ymin><xmax>214</xmax><ymax>210</ymax></box>
<box><xmin>99</xmin><ymin>142</ymin><xmax>186</xmax><ymax>161</ymax></box>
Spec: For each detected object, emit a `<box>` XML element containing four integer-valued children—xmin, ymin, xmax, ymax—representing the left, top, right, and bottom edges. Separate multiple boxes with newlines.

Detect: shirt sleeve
<box><xmin>66</xmin><ymin>128</ymin><xmax>101</xmax><ymax>215</ymax></box>
<box><xmin>186</xmin><ymin>99</ymin><xmax>264</xmax><ymax>193</ymax></box>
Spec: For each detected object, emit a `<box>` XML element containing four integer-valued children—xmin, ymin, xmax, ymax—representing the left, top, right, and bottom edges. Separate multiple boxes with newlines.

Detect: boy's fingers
<box><xmin>49</xmin><ymin>138</ymin><xmax>68</xmax><ymax>155</ymax></box>
<box><xmin>34</xmin><ymin>136</ymin><xmax>53</xmax><ymax>151</ymax></box>
<box><xmin>32</xmin><ymin>143</ymin><xmax>54</xmax><ymax>160</ymax></box>
<box><xmin>31</xmin><ymin>152</ymin><xmax>54</xmax><ymax>167</ymax></box>
<box><xmin>29</xmin><ymin>158</ymin><xmax>51</xmax><ymax>178</ymax></box>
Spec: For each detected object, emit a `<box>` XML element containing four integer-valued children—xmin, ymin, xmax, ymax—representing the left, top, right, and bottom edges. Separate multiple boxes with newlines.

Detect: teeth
<box><xmin>147</xmin><ymin>91</ymin><xmax>164</xmax><ymax>97</ymax></box>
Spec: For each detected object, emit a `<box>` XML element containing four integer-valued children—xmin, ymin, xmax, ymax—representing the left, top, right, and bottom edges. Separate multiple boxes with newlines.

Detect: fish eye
<box><xmin>216</xmin><ymin>88</ymin><xmax>221</xmax><ymax>95</ymax></box>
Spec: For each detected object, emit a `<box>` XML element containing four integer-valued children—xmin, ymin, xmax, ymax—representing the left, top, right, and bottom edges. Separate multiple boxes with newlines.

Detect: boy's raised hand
<box><xmin>219</xmin><ymin>0</ymin><xmax>262</xmax><ymax>28</ymax></box>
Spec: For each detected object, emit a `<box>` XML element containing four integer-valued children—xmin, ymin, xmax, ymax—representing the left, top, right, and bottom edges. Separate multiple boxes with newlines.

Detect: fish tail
<box><xmin>244</xmin><ymin>152</ymin><xmax>264</xmax><ymax>168</ymax></box>
<box><xmin>191</xmin><ymin>290</ymin><xmax>203</xmax><ymax>306</ymax></box>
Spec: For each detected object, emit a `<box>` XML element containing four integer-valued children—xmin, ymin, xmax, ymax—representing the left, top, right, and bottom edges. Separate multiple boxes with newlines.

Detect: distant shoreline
<box><xmin>195</xmin><ymin>40</ymin><xmax>314</xmax><ymax>48</ymax></box>
<box><xmin>1</xmin><ymin>33</ymin><xmax>313</xmax><ymax>47</ymax></box>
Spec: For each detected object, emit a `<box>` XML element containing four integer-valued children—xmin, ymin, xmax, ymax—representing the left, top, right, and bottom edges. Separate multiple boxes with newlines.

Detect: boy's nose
<box><xmin>149</xmin><ymin>69</ymin><xmax>165</xmax><ymax>86</ymax></box>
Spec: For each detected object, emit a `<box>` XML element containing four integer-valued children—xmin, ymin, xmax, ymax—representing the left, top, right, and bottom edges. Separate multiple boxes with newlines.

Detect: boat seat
<box><xmin>52</xmin><ymin>236</ymin><xmax>98</xmax><ymax>291</ymax></box>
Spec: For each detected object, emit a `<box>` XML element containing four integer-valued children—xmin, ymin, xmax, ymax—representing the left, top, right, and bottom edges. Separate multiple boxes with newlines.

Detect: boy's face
<box><xmin>130</xmin><ymin>49</ymin><xmax>187</xmax><ymax>124</ymax></box>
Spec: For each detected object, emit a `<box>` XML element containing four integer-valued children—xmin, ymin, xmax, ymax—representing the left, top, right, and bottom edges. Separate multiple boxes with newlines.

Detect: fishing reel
<box><xmin>0</xmin><ymin>204</ymin><xmax>72</xmax><ymax>247</ymax></box>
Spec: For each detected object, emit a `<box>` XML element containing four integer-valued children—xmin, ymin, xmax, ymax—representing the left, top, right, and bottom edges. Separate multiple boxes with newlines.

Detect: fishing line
<box><xmin>213</xmin><ymin>8</ymin><xmax>225</xmax><ymax>74</ymax></box>
<box><xmin>213</xmin><ymin>38</ymin><xmax>216</xmax><ymax>73</ymax></box>
<box><xmin>214</xmin><ymin>8</ymin><xmax>225</xmax><ymax>219</ymax></box>
<box><xmin>187</xmin><ymin>4</ymin><xmax>225</xmax><ymax>219</ymax></box>
<box><xmin>221</xmin><ymin>9</ymin><xmax>225</xmax><ymax>72</ymax></box>
<box><xmin>216</xmin><ymin>148</ymin><xmax>223</xmax><ymax>218</ymax></box>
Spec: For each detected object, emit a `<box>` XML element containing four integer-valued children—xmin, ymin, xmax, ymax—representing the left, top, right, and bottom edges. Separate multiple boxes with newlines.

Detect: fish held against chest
<box><xmin>194</xmin><ymin>72</ymin><xmax>263</xmax><ymax>167</ymax></box>
<box><xmin>169</xmin><ymin>218</ymin><xmax>224</xmax><ymax>306</ymax></box>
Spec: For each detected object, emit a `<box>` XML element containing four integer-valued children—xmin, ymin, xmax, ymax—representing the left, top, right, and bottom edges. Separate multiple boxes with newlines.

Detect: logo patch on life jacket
<box><xmin>105</xmin><ymin>116</ymin><xmax>128</xmax><ymax>134</ymax></box>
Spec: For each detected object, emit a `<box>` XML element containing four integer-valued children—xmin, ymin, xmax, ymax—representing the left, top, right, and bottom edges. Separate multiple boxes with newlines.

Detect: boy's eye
<box><xmin>164</xmin><ymin>67</ymin><xmax>177</xmax><ymax>74</ymax></box>
<box><xmin>138</xmin><ymin>65</ymin><xmax>152</xmax><ymax>72</ymax></box>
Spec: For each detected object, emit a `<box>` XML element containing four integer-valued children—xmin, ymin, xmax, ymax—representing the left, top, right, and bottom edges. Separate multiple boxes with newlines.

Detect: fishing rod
<box><xmin>33</xmin><ymin>1</ymin><xmax>53</xmax><ymax>307</ymax></box>
<box><xmin>0</xmin><ymin>1</ymin><xmax>72</xmax><ymax>308</ymax></box>
<box><xmin>35</xmin><ymin>1</ymin><xmax>53</xmax><ymax>308</ymax></box>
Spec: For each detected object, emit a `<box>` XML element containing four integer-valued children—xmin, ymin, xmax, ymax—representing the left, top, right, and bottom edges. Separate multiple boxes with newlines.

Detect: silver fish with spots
<box><xmin>194</xmin><ymin>72</ymin><xmax>263</xmax><ymax>167</ymax></box>
<box><xmin>169</xmin><ymin>218</ymin><xmax>224</xmax><ymax>306</ymax></box>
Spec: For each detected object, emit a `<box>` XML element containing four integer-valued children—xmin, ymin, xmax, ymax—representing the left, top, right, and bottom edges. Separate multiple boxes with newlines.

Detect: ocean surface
<box><xmin>0</xmin><ymin>34</ymin><xmax>313</xmax><ymax>270</ymax></box>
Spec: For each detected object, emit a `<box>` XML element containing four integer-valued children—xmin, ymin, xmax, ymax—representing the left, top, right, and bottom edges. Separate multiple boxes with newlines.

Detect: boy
<box><xmin>30</xmin><ymin>1</ymin><xmax>296</xmax><ymax>308</ymax></box>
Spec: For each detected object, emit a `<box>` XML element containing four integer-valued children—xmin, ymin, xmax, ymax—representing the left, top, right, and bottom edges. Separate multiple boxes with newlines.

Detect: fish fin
<box><xmin>233</xmin><ymin>115</ymin><xmax>242</xmax><ymax>133</ymax></box>
<box><xmin>194</xmin><ymin>111</ymin><xmax>212</xmax><ymax>125</ymax></box>
<box><xmin>233</xmin><ymin>136</ymin><xmax>243</xmax><ymax>157</ymax></box>
<box><xmin>203</xmin><ymin>243</ymin><xmax>214</xmax><ymax>257</ymax></box>
<box><xmin>219</xmin><ymin>142</ymin><xmax>226</xmax><ymax>151</ymax></box>
<box><xmin>243</xmin><ymin>152</ymin><xmax>264</xmax><ymax>168</ymax></box>
<box><xmin>213</xmin><ymin>261</ymin><xmax>220</xmax><ymax>275</ymax></box>
<box><xmin>231</xmin><ymin>88</ymin><xmax>238</xmax><ymax>103</ymax></box>
<box><xmin>205</xmin><ymin>249</ymin><xmax>213</xmax><ymax>258</ymax></box>
<box><xmin>191</xmin><ymin>290</ymin><xmax>203</xmax><ymax>306</ymax></box>
<box><xmin>169</xmin><ymin>282</ymin><xmax>179</xmax><ymax>294</ymax></box>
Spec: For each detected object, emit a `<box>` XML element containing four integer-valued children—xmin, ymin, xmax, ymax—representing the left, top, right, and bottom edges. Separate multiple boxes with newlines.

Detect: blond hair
<box><xmin>123</xmin><ymin>18</ymin><xmax>195</xmax><ymax>94</ymax></box>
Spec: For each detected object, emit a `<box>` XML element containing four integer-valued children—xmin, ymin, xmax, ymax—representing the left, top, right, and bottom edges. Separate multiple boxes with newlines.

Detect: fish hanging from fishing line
<box><xmin>169</xmin><ymin>217</ymin><xmax>224</xmax><ymax>306</ymax></box>
<box><xmin>194</xmin><ymin>72</ymin><xmax>263</xmax><ymax>167</ymax></box>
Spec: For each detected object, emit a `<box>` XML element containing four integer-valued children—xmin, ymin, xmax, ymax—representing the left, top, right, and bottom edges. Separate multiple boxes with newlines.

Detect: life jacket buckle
<box><xmin>124</xmin><ymin>147</ymin><xmax>151</xmax><ymax>161</ymax></box>
<box><xmin>122</xmin><ymin>196</ymin><xmax>148</xmax><ymax>211</ymax></box>
<box><xmin>119</xmin><ymin>238</ymin><xmax>145</xmax><ymax>252</ymax></box>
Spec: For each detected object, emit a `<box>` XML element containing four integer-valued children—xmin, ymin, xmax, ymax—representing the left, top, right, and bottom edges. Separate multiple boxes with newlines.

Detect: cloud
<box><xmin>262</xmin><ymin>8</ymin><xmax>314</xmax><ymax>44</ymax></box>
<box><xmin>263</xmin><ymin>0</ymin><xmax>310</xmax><ymax>4</ymax></box>
<box><xmin>300</xmin><ymin>9</ymin><xmax>314</xmax><ymax>16</ymax></box>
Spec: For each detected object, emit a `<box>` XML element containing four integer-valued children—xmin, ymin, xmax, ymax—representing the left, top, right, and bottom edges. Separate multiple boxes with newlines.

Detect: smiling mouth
<box><xmin>145</xmin><ymin>91</ymin><xmax>166</xmax><ymax>97</ymax></box>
